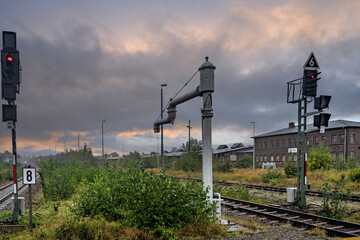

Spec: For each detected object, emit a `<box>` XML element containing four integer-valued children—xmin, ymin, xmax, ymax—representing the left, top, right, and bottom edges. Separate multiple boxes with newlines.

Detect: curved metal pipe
<box><xmin>154</xmin><ymin>86</ymin><xmax>200</xmax><ymax>133</ymax></box>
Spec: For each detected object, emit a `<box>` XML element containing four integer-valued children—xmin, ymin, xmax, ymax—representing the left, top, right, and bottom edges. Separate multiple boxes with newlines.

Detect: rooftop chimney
<box><xmin>289</xmin><ymin>122</ymin><xmax>295</xmax><ymax>128</ymax></box>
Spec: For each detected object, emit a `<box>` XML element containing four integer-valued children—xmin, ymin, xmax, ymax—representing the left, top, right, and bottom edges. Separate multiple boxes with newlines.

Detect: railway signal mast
<box><xmin>1</xmin><ymin>31</ymin><xmax>21</xmax><ymax>221</ymax></box>
<box><xmin>287</xmin><ymin>52</ymin><xmax>331</xmax><ymax>208</ymax></box>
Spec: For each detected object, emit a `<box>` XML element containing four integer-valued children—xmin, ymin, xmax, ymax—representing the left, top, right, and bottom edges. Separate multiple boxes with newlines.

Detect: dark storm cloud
<box><xmin>1</xmin><ymin>0</ymin><xmax>360</xmax><ymax>155</ymax></box>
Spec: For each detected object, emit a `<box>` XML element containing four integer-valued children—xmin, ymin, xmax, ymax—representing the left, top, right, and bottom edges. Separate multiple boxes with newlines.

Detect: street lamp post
<box><xmin>251</xmin><ymin>122</ymin><xmax>256</xmax><ymax>170</ymax></box>
<box><xmin>102</xmin><ymin>120</ymin><xmax>106</xmax><ymax>167</ymax></box>
<box><xmin>187</xmin><ymin>120</ymin><xmax>191</xmax><ymax>154</ymax></box>
<box><xmin>160</xmin><ymin>84</ymin><xmax>167</xmax><ymax>170</ymax></box>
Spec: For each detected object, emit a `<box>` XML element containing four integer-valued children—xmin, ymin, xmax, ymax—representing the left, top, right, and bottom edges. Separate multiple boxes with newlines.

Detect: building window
<box><xmin>270</xmin><ymin>155</ymin><xmax>274</xmax><ymax>161</ymax></box>
<box><xmin>270</xmin><ymin>141</ymin><xmax>274</xmax><ymax>148</ymax></box>
<box><xmin>260</xmin><ymin>155</ymin><xmax>263</xmax><ymax>162</ymax></box>
<box><xmin>340</xmin><ymin>134</ymin><xmax>345</xmax><ymax>144</ymax></box>
<box><xmin>282</xmin><ymin>154</ymin><xmax>286</xmax><ymax>162</ymax></box>
<box><xmin>350</xmin><ymin>134</ymin><xmax>355</xmax><ymax>144</ymax></box>
<box><xmin>332</xmin><ymin>152</ymin><xmax>337</xmax><ymax>158</ymax></box>
<box><xmin>264</xmin><ymin>141</ymin><xmax>267</xmax><ymax>148</ymax></box>
<box><xmin>295</xmin><ymin>140</ymin><xmax>297</xmax><ymax>147</ymax></box>
<box><xmin>350</xmin><ymin>152</ymin><xmax>356</xmax><ymax>158</ymax></box>
<box><xmin>281</xmin><ymin>140</ymin><xmax>286</xmax><ymax>148</ymax></box>
<box><xmin>322</xmin><ymin>136</ymin><xmax>327</xmax><ymax>145</ymax></box>
<box><xmin>276</xmin><ymin>154</ymin><xmax>280</xmax><ymax>161</ymax></box>
<box><xmin>276</xmin><ymin>140</ymin><xmax>280</xmax><ymax>148</ymax></box>
<box><xmin>339</xmin><ymin>152</ymin><xmax>344</xmax><ymax>160</ymax></box>
<box><xmin>293</xmin><ymin>155</ymin><xmax>297</xmax><ymax>162</ymax></box>
<box><xmin>314</xmin><ymin>136</ymin><xmax>319</xmax><ymax>146</ymax></box>
<box><xmin>331</xmin><ymin>135</ymin><xmax>337</xmax><ymax>145</ymax></box>
<box><xmin>307</xmin><ymin>138</ymin><xmax>311</xmax><ymax>146</ymax></box>
<box><xmin>264</xmin><ymin>155</ymin><xmax>268</xmax><ymax>162</ymax></box>
<box><xmin>288</xmin><ymin>139</ymin><xmax>292</xmax><ymax>148</ymax></box>
<box><xmin>256</xmin><ymin>155</ymin><xmax>259</xmax><ymax>162</ymax></box>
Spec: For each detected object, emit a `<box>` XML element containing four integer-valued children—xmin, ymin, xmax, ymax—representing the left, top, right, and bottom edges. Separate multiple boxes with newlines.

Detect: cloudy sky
<box><xmin>0</xmin><ymin>0</ymin><xmax>359</xmax><ymax>156</ymax></box>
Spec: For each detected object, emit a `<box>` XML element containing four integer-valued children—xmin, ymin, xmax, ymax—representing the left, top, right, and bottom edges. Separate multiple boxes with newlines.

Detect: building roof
<box><xmin>254</xmin><ymin>119</ymin><xmax>360</xmax><ymax>138</ymax></box>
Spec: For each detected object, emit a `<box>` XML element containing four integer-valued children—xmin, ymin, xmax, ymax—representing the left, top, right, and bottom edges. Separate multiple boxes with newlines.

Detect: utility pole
<box><xmin>251</xmin><ymin>122</ymin><xmax>255</xmax><ymax>170</ymax></box>
<box><xmin>102</xmin><ymin>120</ymin><xmax>106</xmax><ymax>167</ymax></box>
<box><xmin>78</xmin><ymin>134</ymin><xmax>80</xmax><ymax>151</ymax></box>
<box><xmin>160</xmin><ymin>83</ymin><xmax>167</xmax><ymax>170</ymax></box>
<box><xmin>187</xmin><ymin>120</ymin><xmax>192</xmax><ymax>154</ymax></box>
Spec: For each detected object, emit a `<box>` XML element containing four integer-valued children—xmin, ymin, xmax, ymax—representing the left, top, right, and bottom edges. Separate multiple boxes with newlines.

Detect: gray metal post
<box><xmin>102</xmin><ymin>120</ymin><xmax>106</xmax><ymax>167</ymax></box>
<box><xmin>12</xmin><ymin>122</ymin><xmax>19</xmax><ymax>222</ymax></box>
<box><xmin>202</xmin><ymin>92</ymin><xmax>213</xmax><ymax>203</ymax></box>
<box><xmin>199</xmin><ymin>57</ymin><xmax>215</xmax><ymax>203</ymax></box>
<box><xmin>251</xmin><ymin>122</ymin><xmax>255</xmax><ymax>170</ymax></box>
<box><xmin>29</xmin><ymin>184</ymin><xmax>32</xmax><ymax>233</ymax></box>
<box><xmin>160</xmin><ymin>84</ymin><xmax>167</xmax><ymax>170</ymax></box>
<box><xmin>296</xmin><ymin>98</ymin><xmax>307</xmax><ymax>208</ymax></box>
<box><xmin>187</xmin><ymin>120</ymin><xmax>191</xmax><ymax>154</ymax></box>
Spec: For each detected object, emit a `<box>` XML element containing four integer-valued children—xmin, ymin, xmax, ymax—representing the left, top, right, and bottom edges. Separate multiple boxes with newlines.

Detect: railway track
<box><xmin>217</xmin><ymin>181</ymin><xmax>360</xmax><ymax>202</ymax></box>
<box><xmin>0</xmin><ymin>177</ymin><xmax>37</xmax><ymax>210</ymax></box>
<box><xmin>222</xmin><ymin>196</ymin><xmax>360</xmax><ymax>238</ymax></box>
<box><xmin>174</xmin><ymin>176</ymin><xmax>360</xmax><ymax>202</ymax></box>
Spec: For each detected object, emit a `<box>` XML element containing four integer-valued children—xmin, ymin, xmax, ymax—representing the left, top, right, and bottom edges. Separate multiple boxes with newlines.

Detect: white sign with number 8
<box><xmin>23</xmin><ymin>167</ymin><xmax>36</xmax><ymax>185</ymax></box>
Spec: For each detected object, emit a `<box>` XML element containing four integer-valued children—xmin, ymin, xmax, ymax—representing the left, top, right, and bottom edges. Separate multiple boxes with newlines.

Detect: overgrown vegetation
<box><xmin>39</xmin><ymin>147</ymin><xmax>99</xmax><ymax>201</ymax></box>
<box><xmin>72</xmin><ymin>167</ymin><xmax>217</xmax><ymax>238</ymax></box>
<box><xmin>235</xmin><ymin>154</ymin><xmax>253</xmax><ymax>169</ymax></box>
<box><xmin>321</xmin><ymin>176</ymin><xmax>351</xmax><ymax>219</ymax></box>
<box><xmin>213</xmin><ymin>156</ymin><xmax>232</xmax><ymax>173</ymax></box>
<box><xmin>23</xmin><ymin>146</ymin><xmax>224</xmax><ymax>239</ymax></box>
<box><xmin>214</xmin><ymin>183</ymin><xmax>258</xmax><ymax>202</ymax></box>
<box><xmin>347</xmin><ymin>168</ymin><xmax>360</xmax><ymax>182</ymax></box>
<box><xmin>261</xmin><ymin>169</ymin><xmax>284</xmax><ymax>185</ymax></box>
<box><xmin>307</xmin><ymin>143</ymin><xmax>332</xmax><ymax>171</ymax></box>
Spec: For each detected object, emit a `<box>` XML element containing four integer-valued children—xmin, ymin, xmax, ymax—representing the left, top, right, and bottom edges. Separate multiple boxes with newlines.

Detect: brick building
<box><xmin>254</xmin><ymin>120</ymin><xmax>360</xmax><ymax>168</ymax></box>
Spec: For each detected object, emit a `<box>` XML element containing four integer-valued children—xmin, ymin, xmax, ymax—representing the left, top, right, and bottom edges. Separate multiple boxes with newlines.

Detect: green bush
<box><xmin>175</xmin><ymin>152</ymin><xmax>202</xmax><ymax>172</ymax></box>
<box><xmin>334</xmin><ymin>155</ymin><xmax>346</xmax><ymax>170</ymax></box>
<box><xmin>346</xmin><ymin>156</ymin><xmax>358</xmax><ymax>169</ymax></box>
<box><xmin>308</xmin><ymin>143</ymin><xmax>332</xmax><ymax>171</ymax></box>
<box><xmin>346</xmin><ymin>168</ymin><xmax>360</xmax><ymax>182</ymax></box>
<box><xmin>39</xmin><ymin>150</ymin><xmax>99</xmax><ymax>201</ymax></box>
<box><xmin>284</xmin><ymin>164</ymin><xmax>297</xmax><ymax>178</ymax></box>
<box><xmin>72</xmin><ymin>169</ymin><xmax>216</xmax><ymax>238</ymax></box>
<box><xmin>321</xmin><ymin>176</ymin><xmax>351</xmax><ymax>219</ymax></box>
<box><xmin>235</xmin><ymin>154</ymin><xmax>252</xmax><ymax>169</ymax></box>
<box><xmin>261</xmin><ymin>169</ymin><xmax>283</xmax><ymax>183</ymax></box>
<box><xmin>213</xmin><ymin>157</ymin><xmax>232</xmax><ymax>173</ymax></box>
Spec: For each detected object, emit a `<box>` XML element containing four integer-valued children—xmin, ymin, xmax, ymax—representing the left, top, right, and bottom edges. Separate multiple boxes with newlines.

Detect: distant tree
<box><xmin>308</xmin><ymin>143</ymin><xmax>332</xmax><ymax>171</ymax></box>
<box><xmin>235</xmin><ymin>154</ymin><xmax>252</xmax><ymax>169</ymax></box>
<box><xmin>181</xmin><ymin>138</ymin><xmax>202</xmax><ymax>153</ymax></box>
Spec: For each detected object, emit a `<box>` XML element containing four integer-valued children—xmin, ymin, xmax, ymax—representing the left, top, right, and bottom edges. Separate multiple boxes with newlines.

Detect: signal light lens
<box><xmin>6</xmin><ymin>53</ymin><xmax>13</xmax><ymax>62</ymax></box>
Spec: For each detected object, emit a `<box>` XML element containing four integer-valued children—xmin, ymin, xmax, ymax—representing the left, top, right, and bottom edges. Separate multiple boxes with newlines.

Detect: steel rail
<box><xmin>173</xmin><ymin>176</ymin><xmax>360</xmax><ymax>202</ymax></box>
<box><xmin>0</xmin><ymin>175</ymin><xmax>39</xmax><ymax>206</ymax></box>
<box><xmin>222</xmin><ymin>196</ymin><xmax>360</xmax><ymax>238</ymax></box>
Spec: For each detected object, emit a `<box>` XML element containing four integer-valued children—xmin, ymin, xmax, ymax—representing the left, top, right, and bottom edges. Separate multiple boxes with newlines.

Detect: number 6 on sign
<box><xmin>23</xmin><ymin>167</ymin><xmax>36</xmax><ymax>185</ymax></box>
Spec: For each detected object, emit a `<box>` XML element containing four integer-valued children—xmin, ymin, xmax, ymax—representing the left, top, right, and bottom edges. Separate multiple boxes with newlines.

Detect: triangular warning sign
<box><xmin>303</xmin><ymin>52</ymin><xmax>320</xmax><ymax>69</ymax></box>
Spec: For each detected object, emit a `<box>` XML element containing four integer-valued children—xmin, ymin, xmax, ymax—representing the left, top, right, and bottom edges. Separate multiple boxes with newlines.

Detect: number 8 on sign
<box><xmin>23</xmin><ymin>167</ymin><xmax>36</xmax><ymax>185</ymax></box>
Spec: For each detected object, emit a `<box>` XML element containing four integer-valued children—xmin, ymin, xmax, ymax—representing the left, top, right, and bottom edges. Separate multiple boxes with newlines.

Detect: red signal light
<box><xmin>6</xmin><ymin>53</ymin><xmax>13</xmax><ymax>62</ymax></box>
